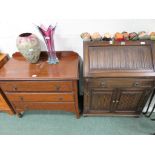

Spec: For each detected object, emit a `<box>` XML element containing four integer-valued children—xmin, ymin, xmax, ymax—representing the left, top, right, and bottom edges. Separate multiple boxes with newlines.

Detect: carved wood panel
<box><xmin>89</xmin><ymin>46</ymin><xmax>153</xmax><ymax>71</ymax></box>
<box><xmin>89</xmin><ymin>89</ymin><xmax>115</xmax><ymax>112</ymax></box>
<box><xmin>115</xmin><ymin>89</ymin><xmax>145</xmax><ymax>112</ymax></box>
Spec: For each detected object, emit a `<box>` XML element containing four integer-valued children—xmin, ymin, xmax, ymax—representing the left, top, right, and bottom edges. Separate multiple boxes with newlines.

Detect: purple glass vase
<box><xmin>37</xmin><ymin>24</ymin><xmax>59</xmax><ymax>64</ymax></box>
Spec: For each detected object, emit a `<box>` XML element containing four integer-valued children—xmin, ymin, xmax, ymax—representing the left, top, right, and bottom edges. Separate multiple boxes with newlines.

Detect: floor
<box><xmin>0</xmin><ymin>111</ymin><xmax>155</xmax><ymax>135</ymax></box>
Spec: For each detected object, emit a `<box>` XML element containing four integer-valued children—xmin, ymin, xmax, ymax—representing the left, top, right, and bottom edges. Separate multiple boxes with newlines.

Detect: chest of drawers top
<box><xmin>0</xmin><ymin>51</ymin><xmax>79</xmax><ymax>81</ymax></box>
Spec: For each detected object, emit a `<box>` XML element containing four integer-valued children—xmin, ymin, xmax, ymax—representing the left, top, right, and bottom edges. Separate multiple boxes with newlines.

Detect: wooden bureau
<box><xmin>0</xmin><ymin>51</ymin><xmax>80</xmax><ymax>118</ymax></box>
<box><xmin>83</xmin><ymin>40</ymin><xmax>155</xmax><ymax>116</ymax></box>
<box><xmin>0</xmin><ymin>53</ymin><xmax>14</xmax><ymax>115</ymax></box>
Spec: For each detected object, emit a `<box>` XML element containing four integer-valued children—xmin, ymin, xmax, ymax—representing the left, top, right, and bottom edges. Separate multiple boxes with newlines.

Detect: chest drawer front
<box><xmin>0</xmin><ymin>94</ymin><xmax>9</xmax><ymax>109</ymax></box>
<box><xmin>6</xmin><ymin>93</ymin><xmax>74</xmax><ymax>102</ymax></box>
<box><xmin>87</xmin><ymin>78</ymin><xmax>154</xmax><ymax>88</ymax></box>
<box><xmin>0</xmin><ymin>81</ymin><xmax>73</xmax><ymax>92</ymax></box>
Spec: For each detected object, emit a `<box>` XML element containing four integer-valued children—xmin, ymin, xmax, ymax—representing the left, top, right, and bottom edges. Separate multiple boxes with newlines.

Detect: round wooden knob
<box><xmin>55</xmin><ymin>85</ymin><xmax>60</xmax><ymax>91</ymax></box>
<box><xmin>19</xmin><ymin>96</ymin><xmax>24</xmax><ymax>101</ymax></box>
<box><xmin>59</xmin><ymin>97</ymin><xmax>63</xmax><ymax>101</ymax></box>
<box><xmin>13</xmin><ymin>85</ymin><xmax>18</xmax><ymax>91</ymax></box>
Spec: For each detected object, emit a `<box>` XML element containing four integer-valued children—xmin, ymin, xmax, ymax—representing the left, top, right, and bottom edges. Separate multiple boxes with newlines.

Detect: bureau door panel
<box><xmin>89</xmin><ymin>89</ymin><xmax>116</xmax><ymax>112</ymax></box>
<box><xmin>0</xmin><ymin>81</ymin><xmax>72</xmax><ymax>92</ymax></box>
<box><xmin>6</xmin><ymin>93</ymin><xmax>74</xmax><ymax>102</ymax></box>
<box><xmin>114</xmin><ymin>89</ymin><xmax>146</xmax><ymax>112</ymax></box>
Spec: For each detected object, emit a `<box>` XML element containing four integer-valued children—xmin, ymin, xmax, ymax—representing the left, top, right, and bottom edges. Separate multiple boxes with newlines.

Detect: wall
<box><xmin>0</xmin><ymin>19</ymin><xmax>155</xmax><ymax>57</ymax></box>
<box><xmin>0</xmin><ymin>19</ymin><xmax>155</xmax><ymax>111</ymax></box>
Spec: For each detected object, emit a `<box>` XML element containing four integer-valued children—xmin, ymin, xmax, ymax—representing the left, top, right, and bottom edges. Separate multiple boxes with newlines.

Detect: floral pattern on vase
<box><xmin>16</xmin><ymin>33</ymin><xmax>41</xmax><ymax>63</ymax></box>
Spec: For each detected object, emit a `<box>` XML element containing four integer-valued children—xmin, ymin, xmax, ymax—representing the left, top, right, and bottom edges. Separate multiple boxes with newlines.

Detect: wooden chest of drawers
<box><xmin>0</xmin><ymin>53</ymin><xmax>14</xmax><ymax>115</ymax></box>
<box><xmin>0</xmin><ymin>51</ymin><xmax>80</xmax><ymax>118</ymax></box>
<box><xmin>83</xmin><ymin>41</ymin><xmax>155</xmax><ymax>116</ymax></box>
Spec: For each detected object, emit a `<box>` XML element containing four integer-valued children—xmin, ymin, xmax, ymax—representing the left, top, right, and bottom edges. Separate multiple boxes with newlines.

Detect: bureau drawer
<box><xmin>87</xmin><ymin>78</ymin><xmax>154</xmax><ymax>88</ymax></box>
<box><xmin>0</xmin><ymin>81</ymin><xmax>72</xmax><ymax>92</ymax></box>
<box><xmin>6</xmin><ymin>93</ymin><xmax>74</xmax><ymax>102</ymax></box>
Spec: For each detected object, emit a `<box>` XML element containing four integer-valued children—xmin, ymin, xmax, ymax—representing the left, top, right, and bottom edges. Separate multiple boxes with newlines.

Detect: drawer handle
<box><xmin>59</xmin><ymin>97</ymin><xmax>63</xmax><ymax>101</ymax></box>
<box><xmin>112</xmin><ymin>100</ymin><xmax>115</xmax><ymax>103</ymax></box>
<box><xmin>13</xmin><ymin>86</ymin><xmax>18</xmax><ymax>91</ymax></box>
<box><xmin>19</xmin><ymin>96</ymin><xmax>24</xmax><ymax>101</ymax></box>
<box><xmin>55</xmin><ymin>85</ymin><xmax>61</xmax><ymax>91</ymax></box>
<box><xmin>100</xmin><ymin>82</ymin><xmax>106</xmax><ymax>87</ymax></box>
<box><xmin>134</xmin><ymin>82</ymin><xmax>140</xmax><ymax>87</ymax></box>
<box><xmin>116</xmin><ymin>100</ymin><xmax>119</xmax><ymax>103</ymax></box>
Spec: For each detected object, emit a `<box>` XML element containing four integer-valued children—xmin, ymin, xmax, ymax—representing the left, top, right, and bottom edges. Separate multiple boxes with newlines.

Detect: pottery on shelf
<box><xmin>138</xmin><ymin>31</ymin><xmax>150</xmax><ymax>40</ymax></box>
<box><xmin>80</xmin><ymin>32</ymin><xmax>91</xmax><ymax>41</ymax></box>
<box><xmin>150</xmin><ymin>32</ymin><xmax>155</xmax><ymax>40</ymax></box>
<box><xmin>129</xmin><ymin>32</ymin><xmax>138</xmax><ymax>40</ymax></box>
<box><xmin>91</xmin><ymin>32</ymin><xmax>102</xmax><ymax>41</ymax></box>
<box><xmin>102</xmin><ymin>33</ymin><xmax>112</xmax><ymax>41</ymax></box>
<box><xmin>16</xmin><ymin>33</ymin><xmax>41</xmax><ymax>63</ymax></box>
<box><xmin>122</xmin><ymin>31</ymin><xmax>129</xmax><ymax>41</ymax></box>
<box><xmin>114</xmin><ymin>32</ymin><xmax>124</xmax><ymax>41</ymax></box>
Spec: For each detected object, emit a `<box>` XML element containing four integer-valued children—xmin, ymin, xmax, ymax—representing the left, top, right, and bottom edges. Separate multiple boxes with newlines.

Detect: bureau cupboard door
<box><xmin>87</xmin><ymin>89</ymin><xmax>116</xmax><ymax>113</ymax></box>
<box><xmin>114</xmin><ymin>89</ymin><xmax>150</xmax><ymax>113</ymax></box>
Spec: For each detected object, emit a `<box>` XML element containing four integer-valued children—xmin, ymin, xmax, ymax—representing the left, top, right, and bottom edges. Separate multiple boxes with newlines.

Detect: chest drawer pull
<box><xmin>59</xmin><ymin>97</ymin><xmax>63</xmax><ymax>101</ymax></box>
<box><xmin>55</xmin><ymin>85</ymin><xmax>61</xmax><ymax>91</ymax></box>
<box><xmin>13</xmin><ymin>86</ymin><xmax>18</xmax><ymax>91</ymax></box>
<box><xmin>19</xmin><ymin>96</ymin><xmax>24</xmax><ymax>101</ymax></box>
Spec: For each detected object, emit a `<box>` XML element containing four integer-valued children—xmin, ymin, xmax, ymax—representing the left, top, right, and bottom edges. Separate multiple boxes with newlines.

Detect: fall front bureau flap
<box><xmin>83</xmin><ymin>40</ymin><xmax>155</xmax><ymax>77</ymax></box>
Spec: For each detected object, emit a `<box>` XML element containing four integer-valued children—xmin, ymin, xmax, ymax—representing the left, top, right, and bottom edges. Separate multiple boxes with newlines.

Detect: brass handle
<box><xmin>134</xmin><ymin>82</ymin><xmax>140</xmax><ymax>87</ymax></box>
<box><xmin>19</xmin><ymin>96</ymin><xmax>24</xmax><ymax>101</ymax></box>
<box><xmin>100</xmin><ymin>81</ymin><xmax>106</xmax><ymax>87</ymax></box>
<box><xmin>59</xmin><ymin>97</ymin><xmax>63</xmax><ymax>101</ymax></box>
<box><xmin>112</xmin><ymin>100</ymin><xmax>115</xmax><ymax>103</ymax></box>
<box><xmin>116</xmin><ymin>100</ymin><xmax>119</xmax><ymax>103</ymax></box>
<box><xmin>55</xmin><ymin>85</ymin><xmax>60</xmax><ymax>91</ymax></box>
<box><xmin>13</xmin><ymin>85</ymin><xmax>18</xmax><ymax>91</ymax></box>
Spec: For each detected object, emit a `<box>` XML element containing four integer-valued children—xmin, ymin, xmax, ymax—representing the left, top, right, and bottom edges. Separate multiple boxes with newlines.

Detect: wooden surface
<box><xmin>0</xmin><ymin>51</ymin><xmax>79</xmax><ymax>80</ymax></box>
<box><xmin>0</xmin><ymin>51</ymin><xmax>80</xmax><ymax>118</ymax></box>
<box><xmin>83</xmin><ymin>41</ymin><xmax>155</xmax><ymax>116</ymax></box>
<box><xmin>0</xmin><ymin>53</ymin><xmax>14</xmax><ymax>115</ymax></box>
<box><xmin>84</xmin><ymin>40</ymin><xmax>155</xmax><ymax>77</ymax></box>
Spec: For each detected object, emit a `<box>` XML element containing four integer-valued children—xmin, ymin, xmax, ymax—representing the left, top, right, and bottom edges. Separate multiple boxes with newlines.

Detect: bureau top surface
<box><xmin>0</xmin><ymin>51</ymin><xmax>79</xmax><ymax>80</ymax></box>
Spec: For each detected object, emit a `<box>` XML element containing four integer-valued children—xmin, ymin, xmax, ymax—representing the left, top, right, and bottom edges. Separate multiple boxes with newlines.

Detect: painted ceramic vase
<box><xmin>81</xmin><ymin>32</ymin><xmax>91</xmax><ymax>41</ymax></box>
<box><xmin>138</xmin><ymin>31</ymin><xmax>150</xmax><ymax>40</ymax></box>
<box><xmin>122</xmin><ymin>31</ymin><xmax>129</xmax><ymax>40</ymax></box>
<box><xmin>102</xmin><ymin>33</ymin><xmax>112</xmax><ymax>41</ymax></box>
<box><xmin>16</xmin><ymin>33</ymin><xmax>41</xmax><ymax>63</ymax></box>
<box><xmin>91</xmin><ymin>32</ymin><xmax>102</xmax><ymax>41</ymax></box>
<box><xmin>150</xmin><ymin>32</ymin><xmax>155</xmax><ymax>40</ymax></box>
<box><xmin>129</xmin><ymin>32</ymin><xmax>138</xmax><ymax>40</ymax></box>
<box><xmin>114</xmin><ymin>32</ymin><xmax>124</xmax><ymax>41</ymax></box>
